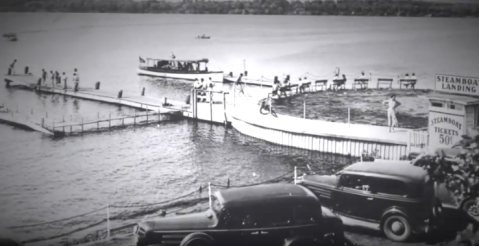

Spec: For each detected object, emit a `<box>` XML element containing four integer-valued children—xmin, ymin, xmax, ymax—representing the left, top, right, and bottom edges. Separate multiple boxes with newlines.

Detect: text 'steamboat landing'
<box><xmin>136</xmin><ymin>57</ymin><xmax>224</xmax><ymax>83</ymax></box>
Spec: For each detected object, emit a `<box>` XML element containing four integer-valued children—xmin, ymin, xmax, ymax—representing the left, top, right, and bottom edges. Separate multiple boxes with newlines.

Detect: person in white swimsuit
<box><xmin>383</xmin><ymin>94</ymin><xmax>401</xmax><ymax>132</ymax></box>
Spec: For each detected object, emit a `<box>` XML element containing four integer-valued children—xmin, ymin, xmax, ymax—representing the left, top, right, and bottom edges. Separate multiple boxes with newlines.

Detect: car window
<box><xmin>338</xmin><ymin>174</ymin><xmax>370</xmax><ymax>191</ymax></box>
<box><xmin>259</xmin><ymin>206</ymin><xmax>292</xmax><ymax>227</ymax></box>
<box><xmin>222</xmin><ymin>208</ymin><xmax>259</xmax><ymax>228</ymax></box>
<box><xmin>369</xmin><ymin>177</ymin><xmax>407</xmax><ymax>196</ymax></box>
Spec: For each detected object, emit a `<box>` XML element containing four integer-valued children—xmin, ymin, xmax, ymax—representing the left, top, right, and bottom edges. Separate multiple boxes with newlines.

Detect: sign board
<box><xmin>435</xmin><ymin>74</ymin><xmax>479</xmax><ymax>97</ymax></box>
<box><xmin>428</xmin><ymin>111</ymin><xmax>464</xmax><ymax>149</ymax></box>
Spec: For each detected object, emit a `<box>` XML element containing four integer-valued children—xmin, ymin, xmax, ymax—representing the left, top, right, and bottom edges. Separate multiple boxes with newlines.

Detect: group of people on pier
<box><xmin>40</xmin><ymin>68</ymin><xmax>80</xmax><ymax>91</ymax></box>
<box><xmin>7</xmin><ymin>60</ymin><xmax>81</xmax><ymax>91</ymax></box>
<box><xmin>193</xmin><ymin>77</ymin><xmax>216</xmax><ymax>102</ymax></box>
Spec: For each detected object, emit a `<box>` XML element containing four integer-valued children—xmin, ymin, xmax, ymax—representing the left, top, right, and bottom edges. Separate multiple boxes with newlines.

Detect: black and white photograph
<box><xmin>1</xmin><ymin>0</ymin><xmax>479</xmax><ymax>245</ymax></box>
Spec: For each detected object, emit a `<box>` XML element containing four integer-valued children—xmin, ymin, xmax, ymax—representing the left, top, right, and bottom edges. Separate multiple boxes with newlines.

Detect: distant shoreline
<box><xmin>0</xmin><ymin>0</ymin><xmax>478</xmax><ymax>18</ymax></box>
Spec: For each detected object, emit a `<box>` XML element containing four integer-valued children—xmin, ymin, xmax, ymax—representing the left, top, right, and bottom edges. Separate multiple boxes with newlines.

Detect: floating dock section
<box><xmin>0</xmin><ymin>110</ymin><xmax>53</xmax><ymax>135</ymax></box>
<box><xmin>2</xmin><ymin>75</ymin><xmax>232</xmax><ymax>136</ymax></box>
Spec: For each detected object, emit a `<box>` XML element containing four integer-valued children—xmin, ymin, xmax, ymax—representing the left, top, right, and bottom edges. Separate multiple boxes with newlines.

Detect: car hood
<box><xmin>139</xmin><ymin>210</ymin><xmax>217</xmax><ymax>231</ymax></box>
<box><xmin>302</xmin><ymin>174</ymin><xmax>338</xmax><ymax>187</ymax></box>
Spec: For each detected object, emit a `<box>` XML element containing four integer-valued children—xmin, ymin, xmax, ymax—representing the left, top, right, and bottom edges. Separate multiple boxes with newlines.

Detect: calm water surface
<box><xmin>0</xmin><ymin>13</ymin><xmax>478</xmax><ymax>244</ymax></box>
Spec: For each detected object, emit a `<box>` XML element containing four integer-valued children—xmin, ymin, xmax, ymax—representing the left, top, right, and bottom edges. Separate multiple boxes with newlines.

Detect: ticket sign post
<box><xmin>427</xmin><ymin>74</ymin><xmax>479</xmax><ymax>152</ymax></box>
<box><xmin>428</xmin><ymin>109</ymin><xmax>465</xmax><ymax>149</ymax></box>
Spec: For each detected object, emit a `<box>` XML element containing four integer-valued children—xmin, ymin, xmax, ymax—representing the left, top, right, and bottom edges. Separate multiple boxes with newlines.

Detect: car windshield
<box><xmin>211</xmin><ymin>195</ymin><xmax>223</xmax><ymax>214</ymax></box>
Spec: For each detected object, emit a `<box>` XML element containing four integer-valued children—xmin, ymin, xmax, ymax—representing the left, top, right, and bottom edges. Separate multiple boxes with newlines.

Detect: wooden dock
<box><xmin>3</xmin><ymin>75</ymin><xmax>188</xmax><ymax>113</ymax></box>
<box><xmin>46</xmin><ymin>111</ymin><xmax>182</xmax><ymax>136</ymax></box>
<box><xmin>0</xmin><ymin>110</ymin><xmax>53</xmax><ymax>135</ymax></box>
<box><xmin>2</xmin><ymin>75</ymin><xmax>235</xmax><ymax>136</ymax></box>
<box><xmin>230</xmin><ymin>108</ymin><xmax>427</xmax><ymax>160</ymax></box>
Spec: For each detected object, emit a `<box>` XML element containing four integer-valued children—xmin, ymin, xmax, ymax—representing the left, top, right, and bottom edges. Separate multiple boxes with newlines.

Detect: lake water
<box><xmin>0</xmin><ymin>13</ymin><xmax>478</xmax><ymax>244</ymax></box>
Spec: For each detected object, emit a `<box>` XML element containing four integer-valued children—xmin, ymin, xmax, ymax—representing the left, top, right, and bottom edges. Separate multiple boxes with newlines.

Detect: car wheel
<box><xmin>462</xmin><ymin>198</ymin><xmax>479</xmax><ymax>219</ymax></box>
<box><xmin>382</xmin><ymin>215</ymin><xmax>412</xmax><ymax>242</ymax></box>
<box><xmin>180</xmin><ymin>233</ymin><xmax>213</xmax><ymax>246</ymax></box>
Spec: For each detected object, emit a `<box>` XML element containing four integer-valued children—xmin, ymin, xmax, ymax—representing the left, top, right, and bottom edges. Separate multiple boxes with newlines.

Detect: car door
<box><xmin>219</xmin><ymin>207</ymin><xmax>261</xmax><ymax>246</ymax></box>
<box><xmin>368</xmin><ymin>177</ymin><xmax>411</xmax><ymax>222</ymax></box>
<box><xmin>255</xmin><ymin>203</ymin><xmax>294</xmax><ymax>245</ymax></box>
<box><xmin>331</xmin><ymin>173</ymin><xmax>375</xmax><ymax>221</ymax></box>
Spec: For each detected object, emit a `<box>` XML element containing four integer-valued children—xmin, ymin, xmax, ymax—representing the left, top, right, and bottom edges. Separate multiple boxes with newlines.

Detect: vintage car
<box><xmin>297</xmin><ymin>161</ymin><xmax>443</xmax><ymax>242</ymax></box>
<box><xmin>133</xmin><ymin>183</ymin><xmax>353</xmax><ymax>246</ymax></box>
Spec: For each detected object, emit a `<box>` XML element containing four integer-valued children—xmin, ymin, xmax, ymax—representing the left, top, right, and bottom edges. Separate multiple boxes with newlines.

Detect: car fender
<box><xmin>179</xmin><ymin>232</ymin><xmax>214</xmax><ymax>246</ymax></box>
<box><xmin>283</xmin><ymin>235</ymin><xmax>319</xmax><ymax>246</ymax></box>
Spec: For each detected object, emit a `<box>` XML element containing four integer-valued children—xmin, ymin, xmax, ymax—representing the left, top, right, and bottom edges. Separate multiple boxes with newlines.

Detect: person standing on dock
<box><xmin>9</xmin><ymin>60</ymin><xmax>17</xmax><ymax>75</ymax></box>
<box><xmin>62</xmin><ymin>72</ymin><xmax>68</xmax><ymax>89</ymax></box>
<box><xmin>50</xmin><ymin>71</ymin><xmax>55</xmax><ymax>87</ymax></box>
<box><xmin>272</xmin><ymin>77</ymin><xmax>280</xmax><ymax>96</ymax></box>
<box><xmin>73</xmin><ymin>68</ymin><xmax>79</xmax><ymax>91</ymax></box>
<box><xmin>41</xmin><ymin>69</ymin><xmax>47</xmax><ymax>84</ymax></box>
<box><xmin>56</xmin><ymin>71</ymin><xmax>61</xmax><ymax>84</ymax></box>
<box><xmin>383</xmin><ymin>94</ymin><xmax>401</xmax><ymax>132</ymax></box>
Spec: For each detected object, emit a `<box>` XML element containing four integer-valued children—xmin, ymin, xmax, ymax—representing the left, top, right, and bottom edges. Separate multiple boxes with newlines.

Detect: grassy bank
<box><xmin>275</xmin><ymin>88</ymin><xmax>430</xmax><ymax>129</ymax></box>
<box><xmin>0</xmin><ymin>0</ymin><xmax>478</xmax><ymax>18</ymax></box>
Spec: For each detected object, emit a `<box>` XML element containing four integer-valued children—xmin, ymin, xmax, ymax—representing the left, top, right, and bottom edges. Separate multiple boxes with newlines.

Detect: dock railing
<box><xmin>407</xmin><ymin>128</ymin><xmax>428</xmax><ymax>154</ymax></box>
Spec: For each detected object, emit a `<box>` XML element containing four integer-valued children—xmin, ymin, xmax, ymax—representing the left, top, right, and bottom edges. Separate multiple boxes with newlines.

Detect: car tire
<box><xmin>180</xmin><ymin>233</ymin><xmax>213</xmax><ymax>246</ymax></box>
<box><xmin>382</xmin><ymin>215</ymin><xmax>412</xmax><ymax>242</ymax></box>
<box><xmin>461</xmin><ymin>198</ymin><xmax>479</xmax><ymax>219</ymax></box>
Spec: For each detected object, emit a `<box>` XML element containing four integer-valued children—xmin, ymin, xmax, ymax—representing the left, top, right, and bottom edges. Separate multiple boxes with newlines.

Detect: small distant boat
<box><xmin>137</xmin><ymin>57</ymin><xmax>224</xmax><ymax>83</ymax></box>
<box><xmin>196</xmin><ymin>35</ymin><xmax>210</xmax><ymax>39</ymax></box>
<box><xmin>3</xmin><ymin>33</ymin><xmax>16</xmax><ymax>38</ymax></box>
<box><xmin>8</xmin><ymin>37</ymin><xmax>17</xmax><ymax>42</ymax></box>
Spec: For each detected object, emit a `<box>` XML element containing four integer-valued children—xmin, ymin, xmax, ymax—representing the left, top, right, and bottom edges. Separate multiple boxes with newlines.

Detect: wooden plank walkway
<box><xmin>233</xmin><ymin>108</ymin><xmax>409</xmax><ymax>145</ymax></box>
<box><xmin>3</xmin><ymin>75</ymin><xmax>187</xmax><ymax>113</ymax></box>
<box><xmin>0</xmin><ymin>111</ymin><xmax>53</xmax><ymax>135</ymax></box>
<box><xmin>46</xmin><ymin>111</ymin><xmax>181</xmax><ymax>135</ymax></box>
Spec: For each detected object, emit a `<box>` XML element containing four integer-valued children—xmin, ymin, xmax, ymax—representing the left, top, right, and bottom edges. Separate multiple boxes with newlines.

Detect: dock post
<box><xmin>106</xmin><ymin>201</ymin><xmax>110</xmax><ymax>241</ymax></box>
<box><xmin>146</xmin><ymin>106</ymin><xmax>149</xmax><ymax>123</ymax></box>
<box><xmin>134</xmin><ymin>110</ymin><xmax>136</xmax><ymax>126</ymax></box>
<box><xmin>95</xmin><ymin>82</ymin><xmax>101</xmax><ymax>90</ymax></box>
<box><xmin>109</xmin><ymin>114</ymin><xmax>111</xmax><ymax>130</ymax></box>
<box><xmin>157</xmin><ymin>108</ymin><xmax>160</xmax><ymax>122</ymax></box>
<box><xmin>348</xmin><ymin>106</ymin><xmax>351</xmax><ymax>128</ymax></box>
<box><xmin>41</xmin><ymin>118</ymin><xmax>44</xmax><ymax>127</ymax></box>
<box><xmin>407</xmin><ymin>130</ymin><xmax>411</xmax><ymax>155</ymax></box>
<box><xmin>294</xmin><ymin>166</ymin><xmax>297</xmax><ymax>184</ymax></box>
<box><xmin>303</xmin><ymin>100</ymin><xmax>306</xmax><ymax>119</ymax></box>
<box><xmin>223</xmin><ymin>92</ymin><xmax>227</xmax><ymax>124</ymax></box>
<box><xmin>269</xmin><ymin>96</ymin><xmax>272</xmax><ymax>115</ymax></box>
<box><xmin>210</xmin><ymin>91</ymin><xmax>213</xmax><ymax>122</ymax></box>
<box><xmin>81</xmin><ymin>118</ymin><xmax>83</xmax><ymax>134</ymax></box>
<box><xmin>97</xmin><ymin>112</ymin><xmax>99</xmax><ymax>130</ymax></box>
<box><xmin>141</xmin><ymin>87</ymin><xmax>145</xmax><ymax>96</ymax></box>
<box><xmin>208</xmin><ymin>182</ymin><xmax>212</xmax><ymax>209</ymax></box>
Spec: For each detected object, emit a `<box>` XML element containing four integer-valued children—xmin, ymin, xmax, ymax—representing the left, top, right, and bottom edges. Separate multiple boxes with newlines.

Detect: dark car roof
<box><xmin>216</xmin><ymin>183</ymin><xmax>318</xmax><ymax>208</ymax></box>
<box><xmin>342</xmin><ymin>161</ymin><xmax>428</xmax><ymax>183</ymax></box>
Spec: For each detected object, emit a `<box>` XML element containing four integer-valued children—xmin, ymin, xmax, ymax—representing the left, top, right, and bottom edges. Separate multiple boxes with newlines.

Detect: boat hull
<box><xmin>137</xmin><ymin>68</ymin><xmax>224</xmax><ymax>83</ymax></box>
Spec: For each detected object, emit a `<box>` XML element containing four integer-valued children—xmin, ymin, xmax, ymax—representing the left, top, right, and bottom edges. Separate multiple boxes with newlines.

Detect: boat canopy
<box><xmin>146</xmin><ymin>58</ymin><xmax>209</xmax><ymax>64</ymax></box>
